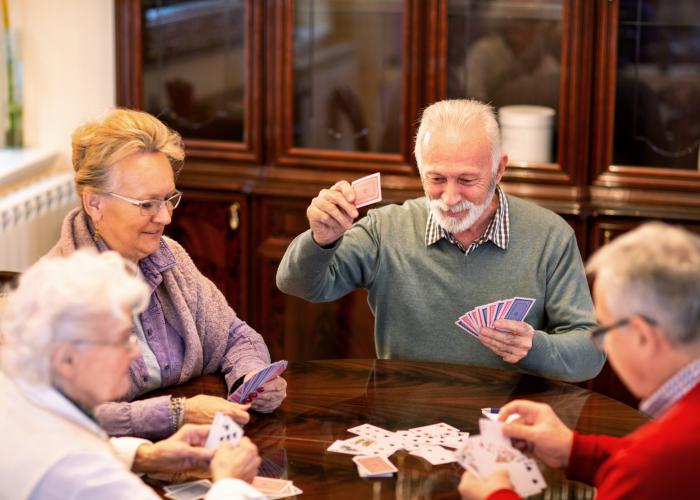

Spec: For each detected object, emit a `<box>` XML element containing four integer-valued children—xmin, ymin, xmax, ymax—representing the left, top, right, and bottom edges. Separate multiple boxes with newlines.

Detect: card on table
<box><xmin>229</xmin><ymin>359</ymin><xmax>288</xmax><ymax>403</ymax></box>
<box><xmin>204</xmin><ymin>412</ymin><xmax>243</xmax><ymax>451</ymax></box>
<box><xmin>163</xmin><ymin>479</ymin><xmax>212</xmax><ymax>500</ymax></box>
<box><xmin>352</xmin><ymin>172</ymin><xmax>382</xmax><ymax>208</ymax></box>
<box><xmin>353</xmin><ymin>455</ymin><xmax>398</xmax><ymax>477</ymax></box>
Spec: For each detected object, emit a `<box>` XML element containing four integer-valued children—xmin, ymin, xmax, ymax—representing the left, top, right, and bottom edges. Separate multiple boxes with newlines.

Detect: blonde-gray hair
<box><xmin>72</xmin><ymin>108</ymin><xmax>185</xmax><ymax>197</ymax></box>
<box><xmin>414</xmin><ymin>99</ymin><xmax>502</xmax><ymax>176</ymax></box>
<box><xmin>0</xmin><ymin>250</ymin><xmax>150</xmax><ymax>385</ymax></box>
<box><xmin>586</xmin><ymin>222</ymin><xmax>700</xmax><ymax>345</ymax></box>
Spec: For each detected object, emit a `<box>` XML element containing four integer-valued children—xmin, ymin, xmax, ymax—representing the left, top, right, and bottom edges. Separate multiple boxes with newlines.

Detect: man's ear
<box><xmin>82</xmin><ymin>191</ymin><xmax>103</xmax><ymax>222</ymax></box>
<box><xmin>495</xmin><ymin>154</ymin><xmax>508</xmax><ymax>184</ymax></box>
<box><xmin>631</xmin><ymin>314</ymin><xmax>663</xmax><ymax>359</ymax></box>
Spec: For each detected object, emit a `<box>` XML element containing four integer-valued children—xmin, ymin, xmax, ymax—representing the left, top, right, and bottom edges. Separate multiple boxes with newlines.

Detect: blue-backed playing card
<box><xmin>229</xmin><ymin>360</ymin><xmax>288</xmax><ymax>403</ymax></box>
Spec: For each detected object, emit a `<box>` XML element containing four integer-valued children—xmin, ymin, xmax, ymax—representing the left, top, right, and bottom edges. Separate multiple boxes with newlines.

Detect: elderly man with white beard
<box><xmin>276</xmin><ymin>99</ymin><xmax>604</xmax><ymax>382</ymax></box>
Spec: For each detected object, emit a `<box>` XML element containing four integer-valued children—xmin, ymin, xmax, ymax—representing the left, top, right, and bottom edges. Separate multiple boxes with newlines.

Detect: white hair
<box><xmin>414</xmin><ymin>99</ymin><xmax>502</xmax><ymax>176</ymax></box>
<box><xmin>586</xmin><ymin>222</ymin><xmax>700</xmax><ymax>345</ymax></box>
<box><xmin>0</xmin><ymin>250</ymin><xmax>150</xmax><ymax>384</ymax></box>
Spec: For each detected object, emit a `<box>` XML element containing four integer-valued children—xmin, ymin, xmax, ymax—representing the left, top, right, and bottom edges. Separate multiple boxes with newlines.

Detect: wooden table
<box><xmin>165</xmin><ymin>359</ymin><xmax>648</xmax><ymax>499</ymax></box>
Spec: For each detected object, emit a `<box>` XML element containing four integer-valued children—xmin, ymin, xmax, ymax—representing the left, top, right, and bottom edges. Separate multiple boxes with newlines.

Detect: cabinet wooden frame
<box><xmin>590</xmin><ymin>0</ymin><xmax>700</xmax><ymax>207</ymax></box>
<box><xmin>268</xmin><ymin>0</ymin><xmax>422</xmax><ymax>174</ymax></box>
<box><xmin>115</xmin><ymin>0</ymin><xmax>264</xmax><ymax>163</ymax></box>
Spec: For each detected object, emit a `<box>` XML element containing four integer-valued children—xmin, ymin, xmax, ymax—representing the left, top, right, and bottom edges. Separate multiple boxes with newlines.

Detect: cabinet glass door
<box><xmin>613</xmin><ymin>0</ymin><xmax>700</xmax><ymax>169</ymax></box>
<box><xmin>446</xmin><ymin>0</ymin><xmax>563</xmax><ymax>165</ymax></box>
<box><xmin>141</xmin><ymin>0</ymin><xmax>247</xmax><ymax>143</ymax></box>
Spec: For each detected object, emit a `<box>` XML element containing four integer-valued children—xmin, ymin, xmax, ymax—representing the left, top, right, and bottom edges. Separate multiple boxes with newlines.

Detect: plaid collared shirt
<box><xmin>640</xmin><ymin>356</ymin><xmax>700</xmax><ymax>419</ymax></box>
<box><xmin>425</xmin><ymin>185</ymin><xmax>509</xmax><ymax>255</ymax></box>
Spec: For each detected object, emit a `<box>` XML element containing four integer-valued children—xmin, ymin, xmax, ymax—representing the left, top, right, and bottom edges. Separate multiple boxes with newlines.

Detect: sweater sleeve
<box><xmin>565</xmin><ymin>432</ymin><xmax>627</xmax><ymax>485</ymax></box>
<box><xmin>517</xmin><ymin>233</ymin><xmax>605</xmax><ymax>382</ymax></box>
<box><xmin>95</xmin><ymin>396</ymin><xmax>173</xmax><ymax>440</ymax></box>
<box><xmin>276</xmin><ymin>216</ymin><xmax>380</xmax><ymax>302</ymax></box>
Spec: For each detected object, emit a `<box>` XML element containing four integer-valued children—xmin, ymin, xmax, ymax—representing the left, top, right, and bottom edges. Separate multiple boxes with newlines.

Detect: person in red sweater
<box><xmin>458</xmin><ymin>222</ymin><xmax>700</xmax><ymax>500</ymax></box>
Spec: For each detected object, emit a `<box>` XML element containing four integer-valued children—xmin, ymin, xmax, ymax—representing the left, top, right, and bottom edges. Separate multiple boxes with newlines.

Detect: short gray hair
<box><xmin>0</xmin><ymin>250</ymin><xmax>150</xmax><ymax>384</ymax></box>
<box><xmin>586</xmin><ymin>222</ymin><xmax>700</xmax><ymax>345</ymax></box>
<box><xmin>414</xmin><ymin>99</ymin><xmax>502</xmax><ymax>176</ymax></box>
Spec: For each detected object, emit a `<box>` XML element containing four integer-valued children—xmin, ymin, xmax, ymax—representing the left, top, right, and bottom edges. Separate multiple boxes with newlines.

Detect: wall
<box><xmin>7</xmin><ymin>0</ymin><xmax>115</xmax><ymax>165</ymax></box>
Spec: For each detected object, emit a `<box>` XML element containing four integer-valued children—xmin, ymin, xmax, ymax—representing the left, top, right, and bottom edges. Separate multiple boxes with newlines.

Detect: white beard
<box><xmin>428</xmin><ymin>189</ymin><xmax>495</xmax><ymax>234</ymax></box>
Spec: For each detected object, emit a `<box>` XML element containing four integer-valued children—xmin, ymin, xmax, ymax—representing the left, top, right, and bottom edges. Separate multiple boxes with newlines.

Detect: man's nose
<box><xmin>441</xmin><ymin>182</ymin><xmax>461</xmax><ymax>206</ymax></box>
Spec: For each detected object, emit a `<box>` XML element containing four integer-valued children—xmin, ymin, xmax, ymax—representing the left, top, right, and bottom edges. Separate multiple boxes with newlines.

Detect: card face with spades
<box><xmin>204</xmin><ymin>412</ymin><xmax>243</xmax><ymax>450</ymax></box>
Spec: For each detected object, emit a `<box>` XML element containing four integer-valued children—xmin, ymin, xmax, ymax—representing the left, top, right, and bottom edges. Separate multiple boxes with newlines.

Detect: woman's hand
<box><xmin>210</xmin><ymin>437</ymin><xmax>261</xmax><ymax>483</ymax></box>
<box><xmin>243</xmin><ymin>375</ymin><xmax>287</xmax><ymax>413</ymax></box>
<box><xmin>184</xmin><ymin>394</ymin><xmax>251</xmax><ymax>425</ymax></box>
<box><xmin>132</xmin><ymin>424</ymin><xmax>214</xmax><ymax>473</ymax></box>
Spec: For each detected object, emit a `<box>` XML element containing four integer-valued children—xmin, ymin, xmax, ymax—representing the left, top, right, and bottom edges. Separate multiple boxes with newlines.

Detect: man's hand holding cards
<box><xmin>456</xmin><ymin>297</ymin><xmax>536</xmax><ymax>363</ymax></box>
<box><xmin>307</xmin><ymin>174</ymin><xmax>382</xmax><ymax>247</ymax></box>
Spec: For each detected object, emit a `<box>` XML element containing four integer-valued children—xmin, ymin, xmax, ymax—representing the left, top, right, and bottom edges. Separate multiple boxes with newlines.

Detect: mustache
<box><xmin>429</xmin><ymin>199</ymin><xmax>475</xmax><ymax>213</ymax></box>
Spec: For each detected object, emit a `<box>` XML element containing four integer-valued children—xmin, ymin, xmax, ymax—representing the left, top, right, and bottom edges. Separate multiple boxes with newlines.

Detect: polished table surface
<box><xmin>158</xmin><ymin>359</ymin><xmax>648</xmax><ymax>499</ymax></box>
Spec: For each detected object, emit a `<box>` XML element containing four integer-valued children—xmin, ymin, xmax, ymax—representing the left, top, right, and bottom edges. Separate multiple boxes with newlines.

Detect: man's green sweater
<box><xmin>276</xmin><ymin>194</ymin><xmax>605</xmax><ymax>382</ymax></box>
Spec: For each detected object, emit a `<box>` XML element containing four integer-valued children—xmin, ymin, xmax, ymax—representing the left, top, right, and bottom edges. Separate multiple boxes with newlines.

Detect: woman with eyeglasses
<box><xmin>46</xmin><ymin>109</ymin><xmax>286</xmax><ymax>440</ymax></box>
<box><xmin>0</xmin><ymin>250</ymin><xmax>263</xmax><ymax>499</ymax></box>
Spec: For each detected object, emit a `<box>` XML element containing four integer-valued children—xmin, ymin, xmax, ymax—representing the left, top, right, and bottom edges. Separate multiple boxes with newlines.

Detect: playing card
<box><xmin>481</xmin><ymin>407</ymin><xmax>521</xmax><ymax>423</ymax></box>
<box><xmin>502</xmin><ymin>297</ymin><xmax>535</xmax><ymax>322</ymax></box>
<box><xmin>164</xmin><ymin>480</ymin><xmax>212</xmax><ymax>495</ymax></box>
<box><xmin>163</xmin><ymin>479</ymin><xmax>212</xmax><ymax>500</ymax></box>
<box><xmin>230</xmin><ymin>360</ymin><xmax>288</xmax><ymax>403</ymax></box>
<box><xmin>204</xmin><ymin>412</ymin><xmax>243</xmax><ymax>450</ymax></box>
<box><xmin>353</xmin><ymin>455</ymin><xmax>398</xmax><ymax>476</ymax></box>
<box><xmin>251</xmin><ymin>477</ymin><xmax>293</xmax><ymax>495</ymax></box>
<box><xmin>410</xmin><ymin>445</ymin><xmax>457</xmax><ymax>465</ymax></box>
<box><xmin>456</xmin><ymin>318</ymin><xmax>479</xmax><ymax>338</ymax></box>
<box><xmin>478</xmin><ymin>418</ymin><xmax>511</xmax><ymax>448</ymax></box>
<box><xmin>352</xmin><ymin>172</ymin><xmax>382</xmax><ymax>208</ymax></box>
<box><xmin>347</xmin><ymin>423</ymin><xmax>396</xmax><ymax>441</ymax></box>
<box><xmin>408</xmin><ymin>422</ymin><xmax>460</xmax><ymax>437</ymax></box>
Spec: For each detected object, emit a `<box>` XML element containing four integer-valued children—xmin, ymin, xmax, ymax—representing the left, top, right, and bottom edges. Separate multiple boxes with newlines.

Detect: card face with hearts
<box><xmin>204</xmin><ymin>412</ymin><xmax>243</xmax><ymax>450</ymax></box>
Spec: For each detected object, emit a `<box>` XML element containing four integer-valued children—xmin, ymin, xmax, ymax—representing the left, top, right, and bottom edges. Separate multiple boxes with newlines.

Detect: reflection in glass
<box><xmin>141</xmin><ymin>0</ymin><xmax>246</xmax><ymax>142</ymax></box>
<box><xmin>446</xmin><ymin>0</ymin><xmax>562</xmax><ymax>163</ymax></box>
<box><xmin>614</xmin><ymin>0</ymin><xmax>700</xmax><ymax>169</ymax></box>
<box><xmin>292</xmin><ymin>0</ymin><xmax>403</xmax><ymax>153</ymax></box>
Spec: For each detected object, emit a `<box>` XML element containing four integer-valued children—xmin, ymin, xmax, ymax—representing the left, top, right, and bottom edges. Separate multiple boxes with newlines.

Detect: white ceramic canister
<box><xmin>498</xmin><ymin>105</ymin><xmax>556</xmax><ymax>163</ymax></box>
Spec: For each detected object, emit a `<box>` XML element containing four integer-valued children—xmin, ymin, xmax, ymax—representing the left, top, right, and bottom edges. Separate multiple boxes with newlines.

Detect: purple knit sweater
<box><xmin>47</xmin><ymin>208</ymin><xmax>271</xmax><ymax>439</ymax></box>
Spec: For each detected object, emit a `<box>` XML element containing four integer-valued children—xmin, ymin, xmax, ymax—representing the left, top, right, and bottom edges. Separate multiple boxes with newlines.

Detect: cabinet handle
<box><xmin>229</xmin><ymin>202</ymin><xmax>240</xmax><ymax>231</ymax></box>
<box><xmin>603</xmin><ymin>229</ymin><xmax>613</xmax><ymax>245</ymax></box>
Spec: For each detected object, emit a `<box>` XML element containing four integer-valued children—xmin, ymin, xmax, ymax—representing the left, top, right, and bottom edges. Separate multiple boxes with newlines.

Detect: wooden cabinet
<box><xmin>116</xmin><ymin>0</ymin><xmax>700</xmax><ymax>403</ymax></box>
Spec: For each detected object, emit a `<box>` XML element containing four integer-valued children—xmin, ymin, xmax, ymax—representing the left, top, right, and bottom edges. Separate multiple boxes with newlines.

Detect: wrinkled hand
<box><xmin>307</xmin><ymin>181</ymin><xmax>359</xmax><ymax>246</ymax></box>
<box><xmin>210</xmin><ymin>437</ymin><xmax>261</xmax><ymax>484</ymax></box>
<box><xmin>458</xmin><ymin>469</ymin><xmax>513</xmax><ymax>500</ymax></box>
<box><xmin>184</xmin><ymin>394</ymin><xmax>250</xmax><ymax>426</ymax></box>
<box><xmin>499</xmin><ymin>400</ymin><xmax>573</xmax><ymax>469</ymax></box>
<box><xmin>132</xmin><ymin>424</ymin><xmax>214</xmax><ymax>474</ymax></box>
<box><xmin>245</xmin><ymin>376</ymin><xmax>287</xmax><ymax>413</ymax></box>
<box><xmin>479</xmin><ymin>319</ymin><xmax>534</xmax><ymax>363</ymax></box>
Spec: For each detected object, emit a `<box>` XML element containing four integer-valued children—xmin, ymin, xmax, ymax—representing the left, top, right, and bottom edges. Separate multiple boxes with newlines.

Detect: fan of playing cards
<box><xmin>456</xmin><ymin>419</ymin><xmax>547</xmax><ymax>498</ymax></box>
<box><xmin>229</xmin><ymin>360</ymin><xmax>288</xmax><ymax>404</ymax></box>
<box><xmin>456</xmin><ymin>297</ymin><xmax>535</xmax><ymax>338</ymax></box>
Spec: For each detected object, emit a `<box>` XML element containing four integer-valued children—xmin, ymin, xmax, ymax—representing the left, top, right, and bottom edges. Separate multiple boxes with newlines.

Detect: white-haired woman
<box><xmin>46</xmin><ymin>108</ymin><xmax>286</xmax><ymax>440</ymax></box>
<box><xmin>0</xmin><ymin>250</ymin><xmax>262</xmax><ymax>499</ymax></box>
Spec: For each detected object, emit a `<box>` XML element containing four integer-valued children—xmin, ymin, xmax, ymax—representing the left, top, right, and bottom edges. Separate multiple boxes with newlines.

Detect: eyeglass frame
<box><xmin>69</xmin><ymin>333</ymin><xmax>140</xmax><ymax>351</ymax></box>
<box><xmin>105</xmin><ymin>190</ymin><xmax>183</xmax><ymax>216</ymax></box>
<box><xmin>589</xmin><ymin>315</ymin><xmax>657</xmax><ymax>351</ymax></box>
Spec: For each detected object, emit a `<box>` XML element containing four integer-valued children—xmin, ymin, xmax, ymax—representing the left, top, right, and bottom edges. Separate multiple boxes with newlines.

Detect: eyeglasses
<box><xmin>70</xmin><ymin>334</ymin><xmax>139</xmax><ymax>351</ymax></box>
<box><xmin>106</xmin><ymin>191</ymin><xmax>182</xmax><ymax>216</ymax></box>
<box><xmin>590</xmin><ymin>315</ymin><xmax>657</xmax><ymax>351</ymax></box>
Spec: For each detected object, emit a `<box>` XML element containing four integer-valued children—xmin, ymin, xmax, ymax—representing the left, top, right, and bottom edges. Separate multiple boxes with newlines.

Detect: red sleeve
<box><xmin>565</xmin><ymin>432</ymin><xmax>629</xmax><ymax>485</ymax></box>
<box><xmin>487</xmin><ymin>488</ymin><xmax>521</xmax><ymax>500</ymax></box>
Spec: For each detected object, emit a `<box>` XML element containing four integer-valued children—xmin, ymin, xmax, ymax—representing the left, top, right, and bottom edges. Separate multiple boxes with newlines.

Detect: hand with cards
<box><xmin>230</xmin><ymin>360</ymin><xmax>288</xmax><ymax>412</ymax></box>
<box><xmin>456</xmin><ymin>297</ymin><xmax>536</xmax><ymax>363</ymax></box>
<box><xmin>306</xmin><ymin>173</ymin><xmax>382</xmax><ymax>247</ymax></box>
<box><xmin>456</xmin><ymin>419</ymin><xmax>547</xmax><ymax>499</ymax></box>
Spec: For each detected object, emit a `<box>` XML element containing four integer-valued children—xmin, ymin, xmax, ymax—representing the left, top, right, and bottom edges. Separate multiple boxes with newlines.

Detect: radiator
<box><xmin>0</xmin><ymin>172</ymin><xmax>78</xmax><ymax>272</ymax></box>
